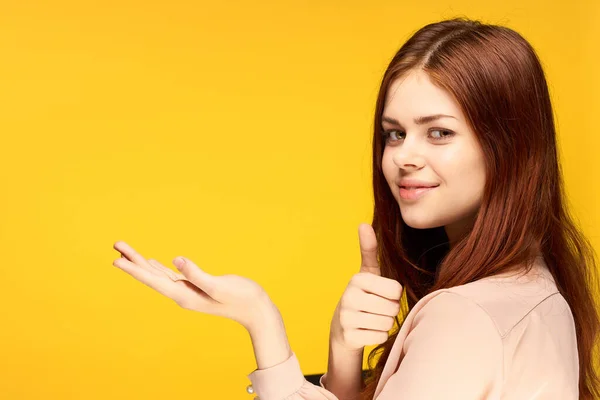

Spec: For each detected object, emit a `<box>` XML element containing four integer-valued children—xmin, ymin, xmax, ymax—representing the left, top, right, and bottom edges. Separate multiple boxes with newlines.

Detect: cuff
<box><xmin>247</xmin><ymin>352</ymin><xmax>306</xmax><ymax>400</ymax></box>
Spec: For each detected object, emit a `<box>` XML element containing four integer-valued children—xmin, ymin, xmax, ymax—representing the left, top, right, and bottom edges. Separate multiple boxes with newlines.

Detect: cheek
<box><xmin>381</xmin><ymin>149</ymin><xmax>396</xmax><ymax>187</ymax></box>
<box><xmin>436</xmin><ymin>146</ymin><xmax>486</xmax><ymax>199</ymax></box>
<box><xmin>438</xmin><ymin>140</ymin><xmax>484</xmax><ymax>174</ymax></box>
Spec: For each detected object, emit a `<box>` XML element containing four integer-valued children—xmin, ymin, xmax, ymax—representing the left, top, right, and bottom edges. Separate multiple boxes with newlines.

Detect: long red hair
<box><xmin>362</xmin><ymin>18</ymin><xmax>600</xmax><ymax>399</ymax></box>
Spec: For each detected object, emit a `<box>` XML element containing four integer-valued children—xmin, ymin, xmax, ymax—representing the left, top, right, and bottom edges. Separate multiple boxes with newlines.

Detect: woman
<box><xmin>112</xmin><ymin>18</ymin><xmax>600</xmax><ymax>399</ymax></box>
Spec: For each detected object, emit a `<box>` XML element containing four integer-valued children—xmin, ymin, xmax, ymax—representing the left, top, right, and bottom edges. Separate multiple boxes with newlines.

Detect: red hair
<box><xmin>362</xmin><ymin>18</ymin><xmax>600</xmax><ymax>399</ymax></box>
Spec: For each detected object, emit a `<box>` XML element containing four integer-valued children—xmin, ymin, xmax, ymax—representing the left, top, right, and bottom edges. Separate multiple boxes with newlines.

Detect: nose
<box><xmin>392</xmin><ymin>137</ymin><xmax>425</xmax><ymax>171</ymax></box>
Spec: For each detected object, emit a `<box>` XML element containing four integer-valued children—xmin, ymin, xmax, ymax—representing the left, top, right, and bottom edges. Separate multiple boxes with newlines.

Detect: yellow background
<box><xmin>1</xmin><ymin>1</ymin><xmax>598</xmax><ymax>398</ymax></box>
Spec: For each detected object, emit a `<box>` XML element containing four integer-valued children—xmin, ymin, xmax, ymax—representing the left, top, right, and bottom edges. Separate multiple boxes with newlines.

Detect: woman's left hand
<box><xmin>112</xmin><ymin>240</ymin><xmax>277</xmax><ymax>331</ymax></box>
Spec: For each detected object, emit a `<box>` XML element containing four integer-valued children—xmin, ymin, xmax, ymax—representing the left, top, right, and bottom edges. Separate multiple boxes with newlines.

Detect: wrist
<box><xmin>329</xmin><ymin>317</ymin><xmax>365</xmax><ymax>356</ymax></box>
<box><xmin>245</xmin><ymin>293</ymin><xmax>280</xmax><ymax>333</ymax></box>
<box><xmin>326</xmin><ymin>334</ymin><xmax>365</xmax><ymax>399</ymax></box>
<box><xmin>247</xmin><ymin>302</ymin><xmax>292</xmax><ymax>370</ymax></box>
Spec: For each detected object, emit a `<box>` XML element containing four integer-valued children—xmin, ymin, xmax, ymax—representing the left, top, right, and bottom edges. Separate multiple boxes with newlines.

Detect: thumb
<box><xmin>173</xmin><ymin>257</ymin><xmax>216</xmax><ymax>295</ymax></box>
<box><xmin>358</xmin><ymin>223</ymin><xmax>380</xmax><ymax>276</ymax></box>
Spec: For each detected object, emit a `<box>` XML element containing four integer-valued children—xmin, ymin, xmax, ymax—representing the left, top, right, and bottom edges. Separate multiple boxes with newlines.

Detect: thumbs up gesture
<box><xmin>329</xmin><ymin>224</ymin><xmax>403</xmax><ymax>353</ymax></box>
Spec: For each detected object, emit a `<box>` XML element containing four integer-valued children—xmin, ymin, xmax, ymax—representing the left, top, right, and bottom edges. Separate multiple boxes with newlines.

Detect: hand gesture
<box><xmin>329</xmin><ymin>224</ymin><xmax>403</xmax><ymax>353</ymax></box>
<box><xmin>112</xmin><ymin>241</ymin><xmax>273</xmax><ymax>330</ymax></box>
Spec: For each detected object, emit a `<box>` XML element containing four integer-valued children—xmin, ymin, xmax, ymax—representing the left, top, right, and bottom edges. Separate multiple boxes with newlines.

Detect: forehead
<box><xmin>384</xmin><ymin>70</ymin><xmax>463</xmax><ymax>121</ymax></box>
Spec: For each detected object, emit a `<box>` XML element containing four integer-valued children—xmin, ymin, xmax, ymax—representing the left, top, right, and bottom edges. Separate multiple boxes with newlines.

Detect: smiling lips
<box><xmin>397</xmin><ymin>179</ymin><xmax>440</xmax><ymax>200</ymax></box>
<box><xmin>396</xmin><ymin>178</ymin><xmax>439</xmax><ymax>200</ymax></box>
<box><xmin>399</xmin><ymin>186</ymin><xmax>437</xmax><ymax>200</ymax></box>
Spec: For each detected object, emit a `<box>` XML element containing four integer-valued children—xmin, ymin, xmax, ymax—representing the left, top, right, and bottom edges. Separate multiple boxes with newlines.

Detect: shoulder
<box><xmin>393</xmin><ymin>291</ymin><xmax>503</xmax><ymax>396</ymax></box>
<box><xmin>404</xmin><ymin>291</ymin><xmax>504</xmax><ymax>361</ymax></box>
<box><xmin>387</xmin><ymin>261</ymin><xmax>575</xmax><ymax>398</ymax></box>
<box><xmin>405</xmin><ymin>260</ymin><xmax>563</xmax><ymax>343</ymax></box>
<box><xmin>442</xmin><ymin>261</ymin><xmax>562</xmax><ymax>338</ymax></box>
<box><xmin>408</xmin><ymin>291</ymin><xmax>502</xmax><ymax>342</ymax></box>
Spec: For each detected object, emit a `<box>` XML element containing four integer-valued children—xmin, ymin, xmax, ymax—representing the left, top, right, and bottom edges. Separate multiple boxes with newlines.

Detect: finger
<box><xmin>148</xmin><ymin>259</ymin><xmax>189</xmax><ymax>282</ymax></box>
<box><xmin>358</xmin><ymin>224</ymin><xmax>380</xmax><ymax>276</ymax></box>
<box><xmin>113</xmin><ymin>257</ymin><xmax>179</xmax><ymax>299</ymax></box>
<box><xmin>347</xmin><ymin>311</ymin><xmax>395</xmax><ymax>332</ymax></box>
<box><xmin>113</xmin><ymin>241</ymin><xmax>159</xmax><ymax>276</ymax></box>
<box><xmin>354</xmin><ymin>329</ymin><xmax>389</xmax><ymax>346</ymax></box>
<box><xmin>116</xmin><ymin>252</ymin><xmax>162</xmax><ymax>277</ymax></box>
<box><xmin>173</xmin><ymin>257</ymin><xmax>216</xmax><ymax>296</ymax></box>
<box><xmin>351</xmin><ymin>273</ymin><xmax>403</xmax><ymax>301</ymax></box>
<box><xmin>347</xmin><ymin>290</ymin><xmax>400</xmax><ymax>317</ymax></box>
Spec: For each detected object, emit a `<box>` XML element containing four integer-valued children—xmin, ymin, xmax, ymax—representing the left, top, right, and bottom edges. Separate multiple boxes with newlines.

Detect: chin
<box><xmin>401</xmin><ymin>216</ymin><xmax>442</xmax><ymax>230</ymax></box>
<box><xmin>399</xmin><ymin>207</ymin><xmax>449</xmax><ymax>230</ymax></box>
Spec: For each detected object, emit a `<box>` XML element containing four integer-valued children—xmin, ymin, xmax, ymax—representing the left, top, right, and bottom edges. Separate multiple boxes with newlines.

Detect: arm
<box><xmin>247</xmin><ymin>300</ymin><xmax>340</xmax><ymax>400</ymax></box>
<box><xmin>247</xmin><ymin>292</ymin><xmax>502</xmax><ymax>400</ymax></box>
<box><xmin>247</xmin><ymin>301</ymin><xmax>292</xmax><ymax>370</ymax></box>
<box><xmin>375</xmin><ymin>292</ymin><xmax>503</xmax><ymax>399</ymax></box>
<box><xmin>320</xmin><ymin>330</ymin><xmax>364</xmax><ymax>399</ymax></box>
<box><xmin>248</xmin><ymin>304</ymin><xmax>364</xmax><ymax>400</ymax></box>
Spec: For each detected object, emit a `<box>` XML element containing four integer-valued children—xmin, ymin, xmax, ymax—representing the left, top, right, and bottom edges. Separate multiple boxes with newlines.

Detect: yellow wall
<box><xmin>1</xmin><ymin>1</ymin><xmax>597</xmax><ymax>398</ymax></box>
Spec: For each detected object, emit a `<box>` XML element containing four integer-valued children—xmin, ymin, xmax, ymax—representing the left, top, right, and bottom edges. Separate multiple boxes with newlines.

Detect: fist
<box><xmin>329</xmin><ymin>224</ymin><xmax>403</xmax><ymax>352</ymax></box>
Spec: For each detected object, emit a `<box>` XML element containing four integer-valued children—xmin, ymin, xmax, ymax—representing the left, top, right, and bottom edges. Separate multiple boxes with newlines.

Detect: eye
<box><xmin>382</xmin><ymin>129</ymin><xmax>405</xmax><ymax>143</ymax></box>
<box><xmin>429</xmin><ymin>129</ymin><xmax>454</xmax><ymax>140</ymax></box>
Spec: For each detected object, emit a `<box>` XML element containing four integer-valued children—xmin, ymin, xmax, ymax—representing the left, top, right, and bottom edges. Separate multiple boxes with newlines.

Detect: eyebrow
<box><xmin>382</xmin><ymin>114</ymin><xmax>457</xmax><ymax>126</ymax></box>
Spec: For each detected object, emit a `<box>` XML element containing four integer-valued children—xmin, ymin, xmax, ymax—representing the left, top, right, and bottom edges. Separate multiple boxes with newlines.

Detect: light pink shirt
<box><xmin>248</xmin><ymin>259</ymin><xmax>579</xmax><ymax>399</ymax></box>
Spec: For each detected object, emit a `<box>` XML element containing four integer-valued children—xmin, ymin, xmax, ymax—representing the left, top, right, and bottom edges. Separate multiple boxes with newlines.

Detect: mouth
<box><xmin>398</xmin><ymin>185</ymin><xmax>438</xmax><ymax>200</ymax></box>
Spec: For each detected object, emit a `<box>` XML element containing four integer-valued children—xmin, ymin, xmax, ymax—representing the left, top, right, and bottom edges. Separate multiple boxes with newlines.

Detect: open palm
<box><xmin>112</xmin><ymin>241</ymin><xmax>271</xmax><ymax>329</ymax></box>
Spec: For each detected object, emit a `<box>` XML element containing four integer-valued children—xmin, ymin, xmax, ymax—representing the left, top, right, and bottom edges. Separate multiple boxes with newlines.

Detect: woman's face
<box><xmin>381</xmin><ymin>70</ymin><xmax>486</xmax><ymax>243</ymax></box>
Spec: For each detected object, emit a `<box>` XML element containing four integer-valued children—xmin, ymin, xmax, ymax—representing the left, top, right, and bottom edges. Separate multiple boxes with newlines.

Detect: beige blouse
<box><xmin>247</xmin><ymin>258</ymin><xmax>579</xmax><ymax>399</ymax></box>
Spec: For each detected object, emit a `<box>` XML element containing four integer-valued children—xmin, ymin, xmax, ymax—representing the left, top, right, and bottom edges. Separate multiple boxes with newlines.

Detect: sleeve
<box><xmin>319</xmin><ymin>373</ymin><xmax>328</xmax><ymax>389</ymax></box>
<box><xmin>247</xmin><ymin>353</ymin><xmax>339</xmax><ymax>400</ymax></box>
<box><xmin>376</xmin><ymin>292</ymin><xmax>503</xmax><ymax>400</ymax></box>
